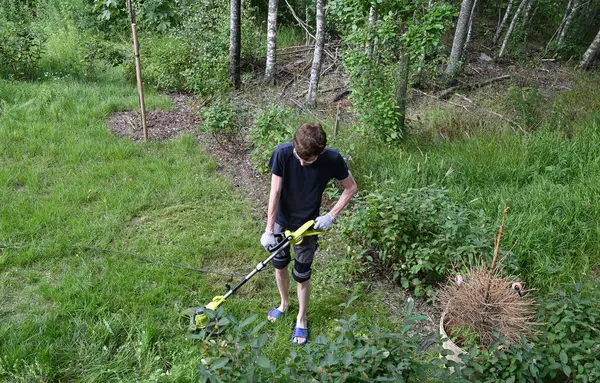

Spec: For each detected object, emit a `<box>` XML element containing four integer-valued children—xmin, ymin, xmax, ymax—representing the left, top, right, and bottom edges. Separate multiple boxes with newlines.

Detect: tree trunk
<box><xmin>556</xmin><ymin>0</ymin><xmax>572</xmax><ymax>38</ymax></box>
<box><xmin>229</xmin><ymin>0</ymin><xmax>241</xmax><ymax>88</ymax></box>
<box><xmin>579</xmin><ymin>27</ymin><xmax>600</xmax><ymax>70</ymax></box>
<box><xmin>557</xmin><ymin>0</ymin><xmax>580</xmax><ymax>48</ymax></box>
<box><xmin>264</xmin><ymin>0</ymin><xmax>279</xmax><ymax>84</ymax></box>
<box><xmin>445</xmin><ymin>0</ymin><xmax>475</xmax><ymax>77</ymax></box>
<box><xmin>494</xmin><ymin>0</ymin><xmax>515</xmax><ymax>45</ymax></box>
<box><xmin>365</xmin><ymin>4</ymin><xmax>378</xmax><ymax>60</ymax></box>
<box><xmin>499</xmin><ymin>0</ymin><xmax>528</xmax><ymax>57</ymax></box>
<box><xmin>396</xmin><ymin>46</ymin><xmax>410</xmax><ymax>130</ymax></box>
<box><xmin>306</xmin><ymin>0</ymin><xmax>325</xmax><ymax>108</ymax></box>
<box><xmin>462</xmin><ymin>0</ymin><xmax>479</xmax><ymax>60</ymax></box>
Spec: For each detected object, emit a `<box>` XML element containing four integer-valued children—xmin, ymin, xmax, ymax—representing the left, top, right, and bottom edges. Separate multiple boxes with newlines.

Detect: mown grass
<box><xmin>0</xmin><ymin>76</ymin><xmax>397</xmax><ymax>381</ymax></box>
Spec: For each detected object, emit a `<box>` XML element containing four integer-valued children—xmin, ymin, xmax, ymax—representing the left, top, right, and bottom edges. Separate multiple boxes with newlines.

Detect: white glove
<box><xmin>260</xmin><ymin>231</ymin><xmax>277</xmax><ymax>251</ymax></box>
<box><xmin>314</xmin><ymin>213</ymin><xmax>335</xmax><ymax>231</ymax></box>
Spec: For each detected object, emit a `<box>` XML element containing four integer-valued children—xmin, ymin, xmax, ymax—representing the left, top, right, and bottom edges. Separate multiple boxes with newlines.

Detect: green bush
<box><xmin>0</xmin><ymin>21</ymin><xmax>46</xmax><ymax>79</ymax></box>
<box><xmin>190</xmin><ymin>299</ymin><xmax>451</xmax><ymax>382</ymax></box>
<box><xmin>456</xmin><ymin>282</ymin><xmax>600</xmax><ymax>382</ymax></box>
<box><xmin>200</xmin><ymin>99</ymin><xmax>246</xmax><ymax>152</ymax></box>
<box><xmin>339</xmin><ymin>184</ymin><xmax>491</xmax><ymax>295</ymax></box>
<box><xmin>250</xmin><ymin>106</ymin><xmax>295</xmax><ymax>173</ymax></box>
<box><xmin>141</xmin><ymin>34</ymin><xmax>189</xmax><ymax>91</ymax></box>
<box><xmin>0</xmin><ymin>0</ymin><xmax>47</xmax><ymax>79</ymax></box>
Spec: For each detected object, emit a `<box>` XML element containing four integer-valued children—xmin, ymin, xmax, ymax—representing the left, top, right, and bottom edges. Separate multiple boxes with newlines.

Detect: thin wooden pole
<box><xmin>127</xmin><ymin>0</ymin><xmax>148</xmax><ymax>140</ymax></box>
<box><xmin>333</xmin><ymin>102</ymin><xmax>341</xmax><ymax>139</ymax></box>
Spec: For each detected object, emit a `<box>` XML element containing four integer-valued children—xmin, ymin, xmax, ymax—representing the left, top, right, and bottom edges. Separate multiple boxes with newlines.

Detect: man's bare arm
<box><xmin>266</xmin><ymin>174</ymin><xmax>283</xmax><ymax>232</ymax></box>
<box><xmin>328</xmin><ymin>171</ymin><xmax>358</xmax><ymax>220</ymax></box>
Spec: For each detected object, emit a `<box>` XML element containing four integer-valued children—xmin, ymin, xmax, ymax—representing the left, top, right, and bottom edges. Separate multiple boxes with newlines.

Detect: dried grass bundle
<box><xmin>436</xmin><ymin>207</ymin><xmax>537</xmax><ymax>348</ymax></box>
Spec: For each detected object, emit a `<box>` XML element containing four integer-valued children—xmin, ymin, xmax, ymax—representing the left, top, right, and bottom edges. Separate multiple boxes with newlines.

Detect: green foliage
<box><xmin>339</xmin><ymin>184</ymin><xmax>491</xmax><ymax>295</ymax></box>
<box><xmin>0</xmin><ymin>1</ymin><xmax>46</xmax><ymax>79</ymax></box>
<box><xmin>0</xmin><ymin>21</ymin><xmax>47</xmax><ymax>79</ymax></box>
<box><xmin>191</xmin><ymin>299</ymin><xmax>451</xmax><ymax>382</ymax></box>
<box><xmin>456</xmin><ymin>282</ymin><xmax>600</xmax><ymax>382</ymax></box>
<box><xmin>335</xmin><ymin>0</ymin><xmax>454</xmax><ymax>144</ymax></box>
<box><xmin>507</xmin><ymin>86</ymin><xmax>544</xmax><ymax>130</ymax></box>
<box><xmin>200</xmin><ymin>99</ymin><xmax>246</xmax><ymax>151</ymax></box>
<box><xmin>250</xmin><ymin>106</ymin><xmax>295</xmax><ymax>173</ymax></box>
<box><xmin>140</xmin><ymin>34</ymin><xmax>189</xmax><ymax>91</ymax></box>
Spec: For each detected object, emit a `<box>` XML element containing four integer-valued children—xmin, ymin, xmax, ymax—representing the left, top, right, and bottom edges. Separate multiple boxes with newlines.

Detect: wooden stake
<box><xmin>334</xmin><ymin>102</ymin><xmax>341</xmax><ymax>139</ymax></box>
<box><xmin>127</xmin><ymin>0</ymin><xmax>148</xmax><ymax>140</ymax></box>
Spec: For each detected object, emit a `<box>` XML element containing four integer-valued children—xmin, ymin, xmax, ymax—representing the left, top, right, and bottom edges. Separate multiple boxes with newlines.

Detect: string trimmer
<box><xmin>188</xmin><ymin>220</ymin><xmax>324</xmax><ymax>332</ymax></box>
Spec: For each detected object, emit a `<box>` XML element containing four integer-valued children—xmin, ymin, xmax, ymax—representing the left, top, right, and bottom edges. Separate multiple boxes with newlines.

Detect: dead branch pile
<box><xmin>436</xmin><ymin>207</ymin><xmax>537</xmax><ymax>348</ymax></box>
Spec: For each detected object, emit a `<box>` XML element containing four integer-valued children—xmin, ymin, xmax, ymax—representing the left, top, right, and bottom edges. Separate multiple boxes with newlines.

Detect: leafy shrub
<box><xmin>249</xmin><ymin>106</ymin><xmax>295</xmax><ymax>173</ymax></box>
<box><xmin>339</xmin><ymin>184</ymin><xmax>491</xmax><ymax>295</ymax></box>
<box><xmin>190</xmin><ymin>299</ymin><xmax>451</xmax><ymax>382</ymax></box>
<box><xmin>0</xmin><ymin>0</ymin><xmax>47</xmax><ymax>79</ymax></box>
<box><xmin>141</xmin><ymin>35</ymin><xmax>189</xmax><ymax>91</ymax></box>
<box><xmin>455</xmin><ymin>282</ymin><xmax>600</xmax><ymax>382</ymax></box>
<box><xmin>0</xmin><ymin>21</ymin><xmax>47</xmax><ymax>79</ymax></box>
<box><xmin>200</xmin><ymin>99</ymin><xmax>245</xmax><ymax>152</ymax></box>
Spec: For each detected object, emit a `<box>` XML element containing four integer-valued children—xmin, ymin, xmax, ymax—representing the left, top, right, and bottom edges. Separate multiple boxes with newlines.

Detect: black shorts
<box><xmin>272</xmin><ymin>222</ymin><xmax>318</xmax><ymax>283</ymax></box>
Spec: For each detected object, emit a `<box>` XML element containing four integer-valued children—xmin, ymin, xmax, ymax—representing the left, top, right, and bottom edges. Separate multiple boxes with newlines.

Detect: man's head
<box><xmin>293</xmin><ymin>123</ymin><xmax>326</xmax><ymax>165</ymax></box>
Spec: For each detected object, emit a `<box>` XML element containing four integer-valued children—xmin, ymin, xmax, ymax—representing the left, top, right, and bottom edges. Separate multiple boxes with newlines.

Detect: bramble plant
<box><xmin>200</xmin><ymin>99</ymin><xmax>246</xmax><ymax>153</ymax></box>
<box><xmin>249</xmin><ymin>106</ymin><xmax>294</xmax><ymax>173</ymax></box>
<box><xmin>190</xmin><ymin>298</ymin><xmax>452</xmax><ymax>382</ymax></box>
<box><xmin>339</xmin><ymin>184</ymin><xmax>491</xmax><ymax>295</ymax></box>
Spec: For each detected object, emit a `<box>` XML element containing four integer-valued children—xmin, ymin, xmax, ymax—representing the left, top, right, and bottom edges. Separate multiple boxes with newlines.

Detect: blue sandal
<box><xmin>291</xmin><ymin>325</ymin><xmax>308</xmax><ymax>345</ymax></box>
<box><xmin>267</xmin><ymin>307</ymin><xmax>285</xmax><ymax>322</ymax></box>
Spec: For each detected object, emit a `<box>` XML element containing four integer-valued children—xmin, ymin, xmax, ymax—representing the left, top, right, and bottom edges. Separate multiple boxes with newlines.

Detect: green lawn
<box><xmin>0</xmin><ymin>77</ymin><xmax>395</xmax><ymax>381</ymax></box>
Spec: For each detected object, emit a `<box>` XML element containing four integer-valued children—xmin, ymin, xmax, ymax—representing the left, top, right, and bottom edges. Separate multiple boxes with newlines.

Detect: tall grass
<box><xmin>333</xmin><ymin>76</ymin><xmax>600</xmax><ymax>293</ymax></box>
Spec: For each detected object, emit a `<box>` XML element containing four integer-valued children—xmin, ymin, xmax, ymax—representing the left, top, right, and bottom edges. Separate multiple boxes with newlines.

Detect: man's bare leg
<box><xmin>293</xmin><ymin>280</ymin><xmax>310</xmax><ymax>344</ymax></box>
<box><xmin>268</xmin><ymin>267</ymin><xmax>290</xmax><ymax>322</ymax></box>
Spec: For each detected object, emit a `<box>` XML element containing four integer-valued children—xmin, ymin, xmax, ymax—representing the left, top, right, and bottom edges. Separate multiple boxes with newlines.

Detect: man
<box><xmin>260</xmin><ymin>123</ymin><xmax>358</xmax><ymax>345</ymax></box>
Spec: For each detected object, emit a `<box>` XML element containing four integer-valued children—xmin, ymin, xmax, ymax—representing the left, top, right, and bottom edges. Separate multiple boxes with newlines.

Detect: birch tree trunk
<box><xmin>498</xmin><ymin>0</ymin><xmax>528</xmax><ymax>57</ymax></box>
<box><xmin>493</xmin><ymin>0</ymin><xmax>515</xmax><ymax>45</ymax></box>
<box><xmin>445</xmin><ymin>0</ymin><xmax>475</xmax><ymax>76</ymax></box>
<box><xmin>557</xmin><ymin>0</ymin><xmax>580</xmax><ymax>48</ymax></box>
<box><xmin>264</xmin><ymin>0</ymin><xmax>279</xmax><ymax>84</ymax></box>
<box><xmin>522</xmin><ymin>0</ymin><xmax>534</xmax><ymax>28</ymax></box>
<box><xmin>462</xmin><ymin>0</ymin><xmax>479</xmax><ymax>60</ymax></box>
<box><xmin>365</xmin><ymin>4</ymin><xmax>378</xmax><ymax>60</ymax></box>
<box><xmin>579</xmin><ymin>27</ymin><xmax>600</xmax><ymax>70</ymax></box>
<box><xmin>306</xmin><ymin>0</ymin><xmax>325</xmax><ymax>107</ymax></box>
<box><xmin>229</xmin><ymin>0</ymin><xmax>241</xmax><ymax>88</ymax></box>
<box><xmin>556</xmin><ymin>0</ymin><xmax>572</xmax><ymax>39</ymax></box>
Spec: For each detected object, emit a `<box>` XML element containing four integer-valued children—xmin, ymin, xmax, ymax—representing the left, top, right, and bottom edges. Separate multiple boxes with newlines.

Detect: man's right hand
<box><xmin>260</xmin><ymin>231</ymin><xmax>277</xmax><ymax>251</ymax></box>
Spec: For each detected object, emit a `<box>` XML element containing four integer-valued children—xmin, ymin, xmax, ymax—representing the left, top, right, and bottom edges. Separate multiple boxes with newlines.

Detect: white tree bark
<box><xmin>499</xmin><ymin>0</ymin><xmax>528</xmax><ymax>57</ymax></box>
<box><xmin>445</xmin><ymin>0</ymin><xmax>475</xmax><ymax>76</ymax></box>
<box><xmin>264</xmin><ymin>0</ymin><xmax>279</xmax><ymax>84</ymax></box>
<box><xmin>365</xmin><ymin>4</ymin><xmax>378</xmax><ymax>60</ymax></box>
<box><xmin>306</xmin><ymin>0</ymin><xmax>325</xmax><ymax>107</ymax></box>
<box><xmin>229</xmin><ymin>0</ymin><xmax>241</xmax><ymax>88</ymax></box>
<box><xmin>463</xmin><ymin>0</ymin><xmax>480</xmax><ymax>60</ymax></box>
<box><xmin>557</xmin><ymin>0</ymin><xmax>580</xmax><ymax>48</ymax></box>
<box><xmin>579</xmin><ymin>27</ymin><xmax>600</xmax><ymax>70</ymax></box>
<box><xmin>556</xmin><ymin>0</ymin><xmax>572</xmax><ymax>38</ymax></box>
<box><xmin>494</xmin><ymin>0</ymin><xmax>515</xmax><ymax>45</ymax></box>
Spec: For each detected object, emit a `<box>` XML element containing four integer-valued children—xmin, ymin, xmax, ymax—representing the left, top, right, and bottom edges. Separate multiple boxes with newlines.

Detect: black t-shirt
<box><xmin>269</xmin><ymin>142</ymin><xmax>349</xmax><ymax>230</ymax></box>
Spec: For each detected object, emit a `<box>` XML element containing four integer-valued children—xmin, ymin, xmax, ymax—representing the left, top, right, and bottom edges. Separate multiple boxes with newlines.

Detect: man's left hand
<box><xmin>314</xmin><ymin>213</ymin><xmax>335</xmax><ymax>230</ymax></box>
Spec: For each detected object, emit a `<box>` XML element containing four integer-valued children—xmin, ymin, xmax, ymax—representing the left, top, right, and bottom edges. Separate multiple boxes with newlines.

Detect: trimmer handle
<box><xmin>266</xmin><ymin>220</ymin><xmax>325</xmax><ymax>253</ymax></box>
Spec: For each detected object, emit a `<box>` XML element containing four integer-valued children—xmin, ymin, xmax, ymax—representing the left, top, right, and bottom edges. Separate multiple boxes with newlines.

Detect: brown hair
<box><xmin>293</xmin><ymin>123</ymin><xmax>327</xmax><ymax>159</ymax></box>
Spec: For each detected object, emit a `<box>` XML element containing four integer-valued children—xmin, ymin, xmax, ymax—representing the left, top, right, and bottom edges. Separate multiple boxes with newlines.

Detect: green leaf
<box><xmin>256</xmin><ymin>356</ymin><xmax>271</xmax><ymax>368</ymax></box>
<box><xmin>559</xmin><ymin>350</ymin><xmax>568</xmax><ymax>365</ymax></box>
<box><xmin>212</xmin><ymin>357</ymin><xmax>230</xmax><ymax>369</ymax></box>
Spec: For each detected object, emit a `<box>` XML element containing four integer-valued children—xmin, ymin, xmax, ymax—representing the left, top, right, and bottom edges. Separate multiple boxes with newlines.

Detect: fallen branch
<box><xmin>437</xmin><ymin>74</ymin><xmax>511</xmax><ymax>99</ymax></box>
<box><xmin>284</xmin><ymin>0</ymin><xmax>315</xmax><ymax>41</ymax></box>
